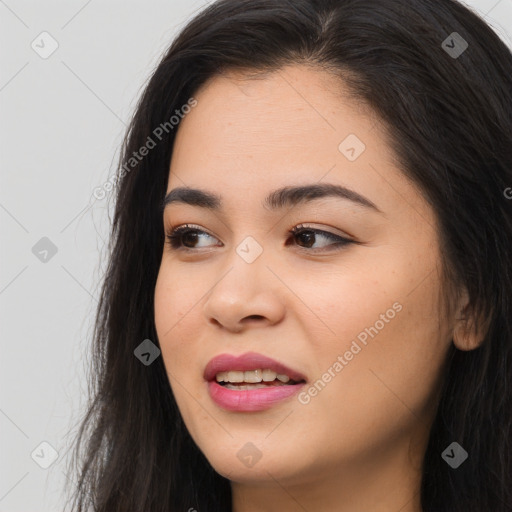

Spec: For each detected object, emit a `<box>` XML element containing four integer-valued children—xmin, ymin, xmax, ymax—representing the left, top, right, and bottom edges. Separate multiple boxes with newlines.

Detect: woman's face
<box><xmin>154</xmin><ymin>64</ymin><xmax>455</xmax><ymax>495</ymax></box>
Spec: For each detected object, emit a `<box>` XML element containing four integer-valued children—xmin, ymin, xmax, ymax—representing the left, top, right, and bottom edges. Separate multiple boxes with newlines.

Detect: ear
<box><xmin>452</xmin><ymin>288</ymin><xmax>490</xmax><ymax>351</ymax></box>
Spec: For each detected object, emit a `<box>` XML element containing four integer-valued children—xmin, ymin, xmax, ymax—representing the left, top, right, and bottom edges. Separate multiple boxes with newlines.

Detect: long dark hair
<box><xmin>64</xmin><ymin>0</ymin><xmax>512</xmax><ymax>510</ymax></box>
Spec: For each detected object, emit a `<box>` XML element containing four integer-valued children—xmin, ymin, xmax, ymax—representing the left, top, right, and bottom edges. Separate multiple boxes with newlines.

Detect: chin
<box><xmin>196</xmin><ymin>436</ymin><xmax>316</xmax><ymax>484</ymax></box>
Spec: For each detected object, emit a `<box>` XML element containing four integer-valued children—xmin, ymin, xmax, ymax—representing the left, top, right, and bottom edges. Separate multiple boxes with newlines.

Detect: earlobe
<box><xmin>452</xmin><ymin>321</ymin><xmax>482</xmax><ymax>351</ymax></box>
<box><xmin>452</xmin><ymin>294</ymin><xmax>490</xmax><ymax>351</ymax></box>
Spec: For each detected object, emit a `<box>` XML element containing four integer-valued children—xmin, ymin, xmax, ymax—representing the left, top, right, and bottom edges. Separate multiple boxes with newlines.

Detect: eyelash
<box><xmin>164</xmin><ymin>223</ymin><xmax>354</xmax><ymax>253</ymax></box>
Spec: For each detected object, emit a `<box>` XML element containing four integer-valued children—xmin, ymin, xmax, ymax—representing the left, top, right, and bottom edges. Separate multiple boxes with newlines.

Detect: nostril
<box><xmin>245</xmin><ymin>315</ymin><xmax>265</xmax><ymax>321</ymax></box>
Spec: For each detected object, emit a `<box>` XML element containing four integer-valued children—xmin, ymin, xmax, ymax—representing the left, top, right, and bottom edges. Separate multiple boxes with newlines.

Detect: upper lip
<box><xmin>203</xmin><ymin>351</ymin><xmax>307</xmax><ymax>383</ymax></box>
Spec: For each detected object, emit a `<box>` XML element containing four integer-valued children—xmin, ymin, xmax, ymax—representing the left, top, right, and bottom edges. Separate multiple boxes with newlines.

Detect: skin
<box><xmin>154</xmin><ymin>64</ymin><xmax>482</xmax><ymax>512</ymax></box>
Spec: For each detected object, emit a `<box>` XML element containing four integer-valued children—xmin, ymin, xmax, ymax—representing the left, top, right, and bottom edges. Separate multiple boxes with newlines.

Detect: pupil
<box><xmin>298</xmin><ymin>231</ymin><xmax>315</xmax><ymax>248</ymax></box>
<box><xmin>183</xmin><ymin>232</ymin><xmax>198</xmax><ymax>247</ymax></box>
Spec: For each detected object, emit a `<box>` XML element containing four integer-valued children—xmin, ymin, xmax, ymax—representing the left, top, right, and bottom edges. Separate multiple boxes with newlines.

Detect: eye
<box><xmin>288</xmin><ymin>224</ymin><xmax>354</xmax><ymax>252</ymax></box>
<box><xmin>165</xmin><ymin>223</ymin><xmax>354</xmax><ymax>253</ymax></box>
<box><xmin>165</xmin><ymin>224</ymin><xmax>220</xmax><ymax>250</ymax></box>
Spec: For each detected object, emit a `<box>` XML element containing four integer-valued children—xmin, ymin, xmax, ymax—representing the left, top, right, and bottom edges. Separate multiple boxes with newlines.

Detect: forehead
<box><xmin>173</xmin><ymin>65</ymin><xmax>374</xmax><ymax>156</ymax></box>
<box><xmin>166</xmin><ymin>64</ymin><xmax>424</xmax><ymax>223</ymax></box>
<box><xmin>172</xmin><ymin>67</ymin><xmax>372</xmax><ymax>168</ymax></box>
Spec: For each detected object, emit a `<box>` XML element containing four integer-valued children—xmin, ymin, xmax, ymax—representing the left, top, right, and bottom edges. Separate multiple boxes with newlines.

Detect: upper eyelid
<box><xmin>291</xmin><ymin>224</ymin><xmax>354</xmax><ymax>240</ymax></box>
<box><xmin>166</xmin><ymin>223</ymin><xmax>354</xmax><ymax>245</ymax></box>
<box><xmin>168</xmin><ymin>223</ymin><xmax>217</xmax><ymax>238</ymax></box>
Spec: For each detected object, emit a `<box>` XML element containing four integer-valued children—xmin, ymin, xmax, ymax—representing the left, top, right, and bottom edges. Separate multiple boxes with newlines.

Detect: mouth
<box><xmin>215</xmin><ymin>369</ymin><xmax>303</xmax><ymax>390</ymax></box>
<box><xmin>204</xmin><ymin>352</ymin><xmax>307</xmax><ymax>412</ymax></box>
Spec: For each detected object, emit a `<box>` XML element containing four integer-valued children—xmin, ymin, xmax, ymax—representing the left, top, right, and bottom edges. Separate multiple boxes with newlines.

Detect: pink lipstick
<box><xmin>204</xmin><ymin>352</ymin><xmax>306</xmax><ymax>412</ymax></box>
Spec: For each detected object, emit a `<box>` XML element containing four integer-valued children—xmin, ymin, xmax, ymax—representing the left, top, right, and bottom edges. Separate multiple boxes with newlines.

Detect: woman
<box><xmin>65</xmin><ymin>0</ymin><xmax>512</xmax><ymax>510</ymax></box>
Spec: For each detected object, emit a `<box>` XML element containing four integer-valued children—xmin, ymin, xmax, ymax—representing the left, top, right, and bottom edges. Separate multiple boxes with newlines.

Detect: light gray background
<box><xmin>1</xmin><ymin>1</ymin><xmax>511</xmax><ymax>510</ymax></box>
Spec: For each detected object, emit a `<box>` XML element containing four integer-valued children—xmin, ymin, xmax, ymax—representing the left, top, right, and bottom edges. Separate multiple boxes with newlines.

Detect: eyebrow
<box><xmin>160</xmin><ymin>183</ymin><xmax>382</xmax><ymax>214</ymax></box>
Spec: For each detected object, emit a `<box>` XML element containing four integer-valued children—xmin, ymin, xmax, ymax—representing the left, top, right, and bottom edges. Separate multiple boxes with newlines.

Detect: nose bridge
<box><xmin>202</xmin><ymin>237</ymin><xmax>285</xmax><ymax>330</ymax></box>
<box><xmin>210</xmin><ymin>239</ymin><xmax>269</xmax><ymax>305</ymax></box>
<box><xmin>219</xmin><ymin>228</ymin><xmax>271</xmax><ymax>289</ymax></box>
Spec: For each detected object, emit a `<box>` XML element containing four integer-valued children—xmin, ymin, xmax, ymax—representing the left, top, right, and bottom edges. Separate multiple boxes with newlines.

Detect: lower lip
<box><xmin>207</xmin><ymin>381</ymin><xmax>306</xmax><ymax>412</ymax></box>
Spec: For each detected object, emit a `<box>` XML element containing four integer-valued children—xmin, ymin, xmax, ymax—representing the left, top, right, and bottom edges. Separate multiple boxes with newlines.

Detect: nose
<box><xmin>202</xmin><ymin>255</ymin><xmax>286</xmax><ymax>333</ymax></box>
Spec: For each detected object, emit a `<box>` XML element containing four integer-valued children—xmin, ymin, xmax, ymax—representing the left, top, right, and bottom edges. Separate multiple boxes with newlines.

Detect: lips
<box><xmin>203</xmin><ymin>352</ymin><xmax>307</xmax><ymax>411</ymax></box>
<box><xmin>203</xmin><ymin>351</ymin><xmax>307</xmax><ymax>383</ymax></box>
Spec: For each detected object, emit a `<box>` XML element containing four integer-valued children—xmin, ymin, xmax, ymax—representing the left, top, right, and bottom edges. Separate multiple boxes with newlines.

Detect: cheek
<box><xmin>154</xmin><ymin>263</ymin><xmax>204</xmax><ymax>336</ymax></box>
<box><xmin>292</xmin><ymin>254</ymin><xmax>448</xmax><ymax>424</ymax></box>
<box><xmin>301</xmin><ymin>280</ymin><xmax>447</xmax><ymax>443</ymax></box>
<box><xmin>286</xmin><ymin>262</ymin><xmax>402</xmax><ymax>356</ymax></box>
<box><xmin>154</xmin><ymin>279</ymin><xmax>202</xmax><ymax>439</ymax></box>
<box><xmin>154</xmin><ymin>267</ymin><xmax>199</xmax><ymax>377</ymax></box>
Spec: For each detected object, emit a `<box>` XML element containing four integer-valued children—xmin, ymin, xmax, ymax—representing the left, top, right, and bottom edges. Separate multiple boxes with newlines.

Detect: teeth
<box><xmin>227</xmin><ymin>371</ymin><xmax>244</xmax><ymax>383</ymax></box>
<box><xmin>215</xmin><ymin>369</ymin><xmax>292</xmax><ymax>384</ymax></box>
<box><xmin>262</xmin><ymin>369</ymin><xmax>277</xmax><ymax>382</ymax></box>
<box><xmin>244</xmin><ymin>369</ymin><xmax>263</xmax><ymax>383</ymax></box>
